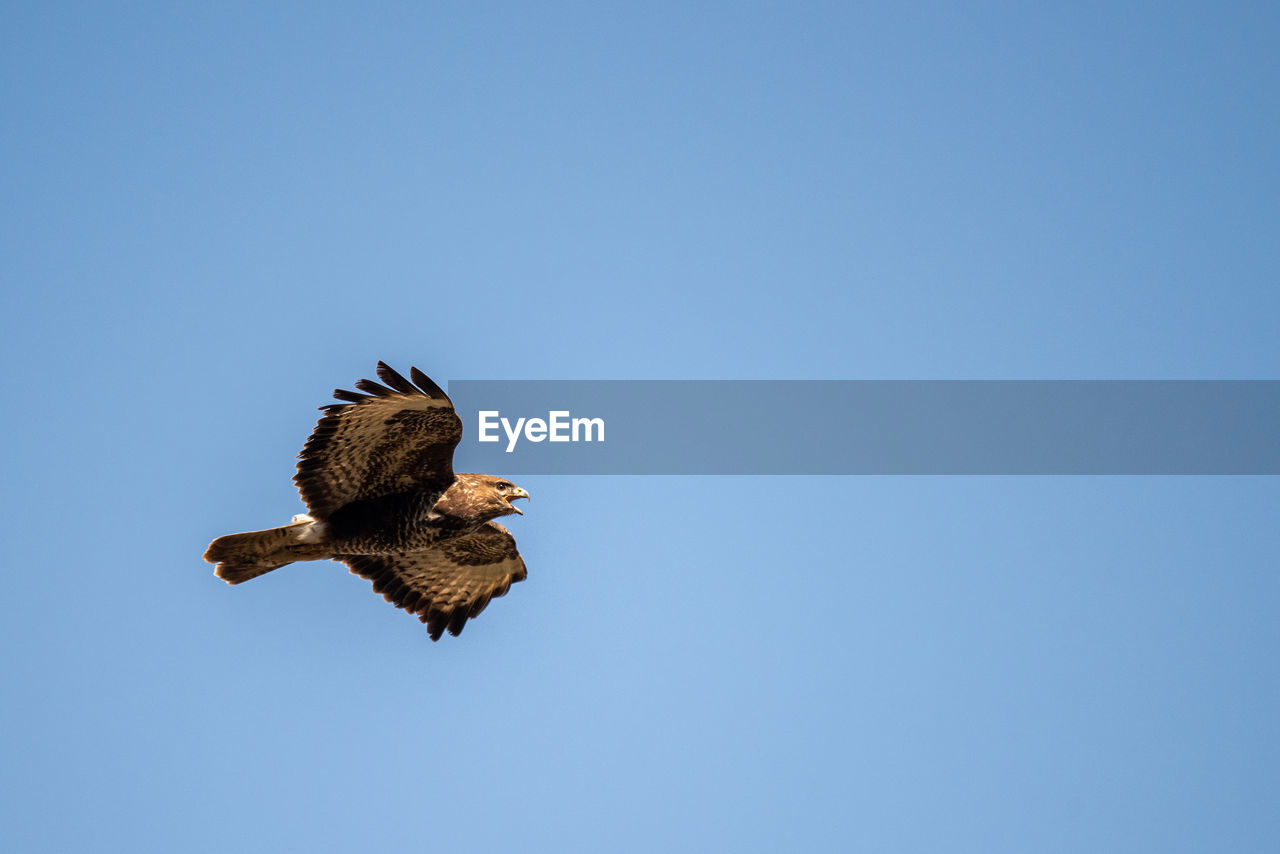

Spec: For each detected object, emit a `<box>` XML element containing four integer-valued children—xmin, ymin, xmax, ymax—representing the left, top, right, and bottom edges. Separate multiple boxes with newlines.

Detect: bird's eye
<box><xmin>497</xmin><ymin>481</ymin><xmax>512</xmax><ymax>490</ymax></box>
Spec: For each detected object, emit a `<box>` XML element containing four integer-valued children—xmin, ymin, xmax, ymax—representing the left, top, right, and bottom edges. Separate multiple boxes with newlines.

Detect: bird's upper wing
<box><xmin>341</xmin><ymin>522</ymin><xmax>528</xmax><ymax>640</ymax></box>
<box><xmin>294</xmin><ymin>362</ymin><xmax>462</xmax><ymax>518</ymax></box>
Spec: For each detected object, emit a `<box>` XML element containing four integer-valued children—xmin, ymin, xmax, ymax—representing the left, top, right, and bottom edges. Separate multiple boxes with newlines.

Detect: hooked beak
<box><xmin>506</xmin><ymin>487</ymin><xmax>530</xmax><ymax>515</ymax></box>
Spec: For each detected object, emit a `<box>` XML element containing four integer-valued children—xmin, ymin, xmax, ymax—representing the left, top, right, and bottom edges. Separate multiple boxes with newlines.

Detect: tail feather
<box><xmin>204</xmin><ymin>517</ymin><xmax>330</xmax><ymax>584</ymax></box>
<box><xmin>212</xmin><ymin>557</ymin><xmax>286</xmax><ymax>584</ymax></box>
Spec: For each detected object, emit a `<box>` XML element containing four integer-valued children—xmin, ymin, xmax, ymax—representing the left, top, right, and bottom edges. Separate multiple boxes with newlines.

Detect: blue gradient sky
<box><xmin>3</xmin><ymin>3</ymin><xmax>1278</xmax><ymax>852</ymax></box>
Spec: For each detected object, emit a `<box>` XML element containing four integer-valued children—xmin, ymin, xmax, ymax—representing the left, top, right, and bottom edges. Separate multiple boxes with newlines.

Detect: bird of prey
<box><xmin>204</xmin><ymin>362</ymin><xmax>530</xmax><ymax>640</ymax></box>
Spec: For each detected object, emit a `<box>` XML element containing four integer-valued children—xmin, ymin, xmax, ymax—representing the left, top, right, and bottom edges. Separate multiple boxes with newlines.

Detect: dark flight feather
<box><xmin>410</xmin><ymin>367</ymin><xmax>449</xmax><ymax>400</ymax></box>
<box><xmin>375</xmin><ymin>361</ymin><xmax>418</xmax><ymax>394</ymax></box>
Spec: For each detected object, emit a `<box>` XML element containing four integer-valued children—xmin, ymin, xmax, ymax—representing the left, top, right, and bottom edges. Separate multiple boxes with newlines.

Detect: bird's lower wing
<box><xmin>340</xmin><ymin>522</ymin><xmax>527</xmax><ymax>640</ymax></box>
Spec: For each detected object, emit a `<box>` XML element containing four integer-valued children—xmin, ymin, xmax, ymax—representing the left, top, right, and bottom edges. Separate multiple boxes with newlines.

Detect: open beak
<box><xmin>506</xmin><ymin>487</ymin><xmax>530</xmax><ymax>515</ymax></box>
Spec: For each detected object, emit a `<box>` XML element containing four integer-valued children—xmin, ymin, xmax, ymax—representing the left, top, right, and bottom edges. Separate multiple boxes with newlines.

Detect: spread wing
<box><xmin>340</xmin><ymin>522</ymin><xmax>528</xmax><ymax>640</ymax></box>
<box><xmin>294</xmin><ymin>362</ymin><xmax>462</xmax><ymax>519</ymax></box>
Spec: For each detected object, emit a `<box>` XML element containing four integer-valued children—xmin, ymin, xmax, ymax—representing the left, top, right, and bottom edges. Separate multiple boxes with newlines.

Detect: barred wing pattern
<box><xmin>341</xmin><ymin>522</ymin><xmax>528</xmax><ymax>641</ymax></box>
<box><xmin>294</xmin><ymin>362</ymin><xmax>462</xmax><ymax>519</ymax></box>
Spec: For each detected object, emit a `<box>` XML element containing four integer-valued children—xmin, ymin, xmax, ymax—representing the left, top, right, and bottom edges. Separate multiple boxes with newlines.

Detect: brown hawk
<box><xmin>204</xmin><ymin>362</ymin><xmax>531</xmax><ymax>640</ymax></box>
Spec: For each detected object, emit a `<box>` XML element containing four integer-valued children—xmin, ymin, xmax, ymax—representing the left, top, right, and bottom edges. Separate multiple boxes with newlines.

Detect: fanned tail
<box><xmin>204</xmin><ymin>516</ymin><xmax>331</xmax><ymax>584</ymax></box>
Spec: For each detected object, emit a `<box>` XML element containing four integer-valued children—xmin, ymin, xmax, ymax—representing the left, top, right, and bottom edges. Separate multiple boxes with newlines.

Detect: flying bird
<box><xmin>204</xmin><ymin>362</ymin><xmax>531</xmax><ymax>640</ymax></box>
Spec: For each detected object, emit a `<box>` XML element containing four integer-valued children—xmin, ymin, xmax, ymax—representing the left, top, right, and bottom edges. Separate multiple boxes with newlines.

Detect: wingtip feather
<box><xmin>332</xmin><ymin>388</ymin><xmax>366</xmax><ymax>403</ymax></box>
<box><xmin>409</xmin><ymin>367</ymin><xmax>450</xmax><ymax>402</ymax></box>
<box><xmin>376</xmin><ymin>362</ymin><xmax>418</xmax><ymax>394</ymax></box>
<box><xmin>354</xmin><ymin>377</ymin><xmax>395</xmax><ymax>397</ymax></box>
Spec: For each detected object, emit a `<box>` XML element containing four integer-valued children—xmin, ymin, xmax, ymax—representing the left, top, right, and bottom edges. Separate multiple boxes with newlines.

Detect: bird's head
<box><xmin>443</xmin><ymin>473</ymin><xmax>530</xmax><ymax>523</ymax></box>
<box><xmin>488</xmin><ymin>477</ymin><xmax>530</xmax><ymax>516</ymax></box>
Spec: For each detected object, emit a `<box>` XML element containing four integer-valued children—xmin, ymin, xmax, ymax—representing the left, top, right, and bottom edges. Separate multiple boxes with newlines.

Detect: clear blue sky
<box><xmin>3</xmin><ymin>2</ymin><xmax>1278</xmax><ymax>852</ymax></box>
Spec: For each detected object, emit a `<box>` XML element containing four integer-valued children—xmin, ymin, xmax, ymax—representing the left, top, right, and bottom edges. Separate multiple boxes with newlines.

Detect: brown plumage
<box><xmin>204</xmin><ymin>362</ymin><xmax>530</xmax><ymax>640</ymax></box>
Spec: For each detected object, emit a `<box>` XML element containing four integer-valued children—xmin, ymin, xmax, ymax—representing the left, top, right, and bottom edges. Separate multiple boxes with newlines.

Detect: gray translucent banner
<box><xmin>445</xmin><ymin>381</ymin><xmax>1280</xmax><ymax>474</ymax></box>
